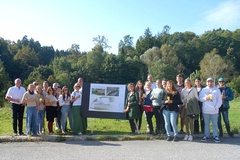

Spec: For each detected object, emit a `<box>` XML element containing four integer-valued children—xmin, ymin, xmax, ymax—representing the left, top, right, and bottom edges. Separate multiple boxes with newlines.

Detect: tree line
<box><xmin>1</xmin><ymin>26</ymin><xmax>240</xmax><ymax>107</ymax></box>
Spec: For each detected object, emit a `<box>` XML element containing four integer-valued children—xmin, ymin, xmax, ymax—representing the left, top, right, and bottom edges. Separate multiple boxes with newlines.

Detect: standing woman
<box><xmin>45</xmin><ymin>86</ymin><xmax>58</xmax><ymax>134</ymax></box>
<box><xmin>22</xmin><ymin>84</ymin><xmax>38</xmax><ymax>136</ymax></box>
<box><xmin>59</xmin><ymin>86</ymin><xmax>72</xmax><ymax>134</ymax></box>
<box><xmin>124</xmin><ymin>83</ymin><xmax>141</xmax><ymax>134</ymax></box>
<box><xmin>181</xmin><ymin>78</ymin><xmax>199</xmax><ymax>141</ymax></box>
<box><xmin>35</xmin><ymin>86</ymin><xmax>46</xmax><ymax>134</ymax></box>
<box><xmin>151</xmin><ymin>79</ymin><xmax>166</xmax><ymax>134</ymax></box>
<box><xmin>135</xmin><ymin>80</ymin><xmax>145</xmax><ymax>132</ymax></box>
<box><xmin>143</xmin><ymin>81</ymin><xmax>154</xmax><ymax>134</ymax></box>
<box><xmin>71</xmin><ymin>83</ymin><xmax>85</xmax><ymax>135</ymax></box>
<box><xmin>162</xmin><ymin>80</ymin><xmax>182</xmax><ymax>141</ymax></box>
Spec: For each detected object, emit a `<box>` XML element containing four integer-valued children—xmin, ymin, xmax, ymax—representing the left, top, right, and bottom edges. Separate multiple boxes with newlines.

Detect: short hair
<box><xmin>194</xmin><ymin>77</ymin><xmax>201</xmax><ymax>81</ymax></box>
<box><xmin>176</xmin><ymin>74</ymin><xmax>183</xmax><ymax>78</ymax></box>
<box><xmin>127</xmin><ymin>83</ymin><xmax>135</xmax><ymax>89</ymax></box>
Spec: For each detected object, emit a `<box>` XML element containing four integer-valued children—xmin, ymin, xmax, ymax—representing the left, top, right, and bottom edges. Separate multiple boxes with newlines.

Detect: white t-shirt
<box><xmin>72</xmin><ymin>91</ymin><xmax>82</xmax><ymax>106</ymax></box>
<box><xmin>59</xmin><ymin>94</ymin><xmax>71</xmax><ymax>106</ymax></box>
<box><xmin>5</xmin><ymin>86</ymin><xmax>26</xmax><ymax>104</ymax></box>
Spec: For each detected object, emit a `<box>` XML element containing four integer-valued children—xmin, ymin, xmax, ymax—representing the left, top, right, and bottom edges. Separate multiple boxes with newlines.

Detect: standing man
<box><xmin>77</xmin><ymin>77</ymin><xmax>87</xmax><ymax>133</ymax></box>
<box><xmin>161</xmin><ymin>79</ymin><xmax>167</xmax><ymax>89</ymax></box>
<box><xmin>175</xmin><ymin>74</ymin><xmax>185</xmax><ymax>133</ymax></box>
<box><xmin>5</xmin><ymin>78</ymin><xmax>26</xmax><ymax>136</ymax></box>
<box><xmin>217</xmin><ymin>78</ymin><xmax>234</xmax><ymax>137</ymax></box>
<box><xmin>200</xmin><ymin>78</ymin><xmax>222</xmax><ymax>142</ymax></box>
<box><xmin>144</xmin><ymin>75</ymin><xmax>156</xmax><ymax>91</ymax></box>
<box><xmin>194</xmin><ymin>77</ymin><xmax>205</xmax><ymax>134</ymax></box>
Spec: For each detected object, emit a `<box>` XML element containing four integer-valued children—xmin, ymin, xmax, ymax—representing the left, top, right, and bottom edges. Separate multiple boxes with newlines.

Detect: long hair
<box><xmin>62</xmin><ymin>86</ymin><xmax>71</xmax><ymax>101</ymax></box>
<box><xmin>135</xmin><ymin>80</ymin><xmax>144</xmax><ymax>93</ymax></box>
<box><xmin>166</xmin><ymin>80</ymin><xmax>177</xmax><ymax>94</ymax></box>
<box><xmin>184</xmin><ymin>78</ymin><xmax>192</xmax><ymax>88</ymax></box>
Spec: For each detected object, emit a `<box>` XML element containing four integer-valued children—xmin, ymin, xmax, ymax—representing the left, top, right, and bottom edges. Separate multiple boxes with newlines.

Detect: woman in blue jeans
<box><xmin>22</xmin><ymin>84</ymin><xmax>38</xmax><ymax>136</ymax></box>
<box><xmin>36</xmin><ymin>86</ymin><xmax>46</xmax><ymax>134</ymax></box>
<box><xmin>162</xmin><ymin>80</ymin><xmax>182</xmax><ymax>141</ymax></box>
<box><xmin>59</xmin><ymin>86</ymin><xmax>72</xmax><ymax>134</ymax></box>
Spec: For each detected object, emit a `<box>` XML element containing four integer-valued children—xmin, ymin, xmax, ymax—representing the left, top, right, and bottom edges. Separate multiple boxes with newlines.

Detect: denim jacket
<box><xmin>221</xmin><ymin>86</ymin><xmax>234</xmax><ymax>109</ymax></box>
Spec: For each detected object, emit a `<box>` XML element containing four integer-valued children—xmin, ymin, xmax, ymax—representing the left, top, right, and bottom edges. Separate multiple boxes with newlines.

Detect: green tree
<box><xmin>154</xmin><ymin>44</ymin><xmax>183</xmax><ymax>80</ymax></box>
<box><xmin>199</xmin><ymin>49</ymin><xmax>235</xmax><ymax>82</ymax></box>
<box><xmin>24</xmin><ymin>65</ymin><xmax>53</xmax><ymax>86</ymax></box>
<box><xmin>136</xmin><ymin>28</ymin><xmax>156</xmax><ymax>56</ymax></box>
<box><xmin>0</xmin><ymin>60</ymin><xmax>11</xmax><ymax>107</ymax></box>
<box><xmin>92</xmin><ymin>35</ymin><xmax>111</xmax><ymax>50</ymax></box>
<box><xmin>118</xmin><ymin>35</ymin><xmax>135</xmax><ymax>59</ymax></box>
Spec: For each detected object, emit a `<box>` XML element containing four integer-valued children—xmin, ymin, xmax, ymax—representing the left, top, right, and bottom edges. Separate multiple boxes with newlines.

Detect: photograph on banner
<box><xmin>89</xmin><ymin>83</ymin><xmax>126</xmax><ymax>112</ymax></box>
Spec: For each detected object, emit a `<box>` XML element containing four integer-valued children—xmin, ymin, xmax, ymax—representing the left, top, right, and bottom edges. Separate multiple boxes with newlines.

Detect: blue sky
<box><xmin>0</xmin><ymin>0</ymin><xmax>239</xmax><ymax>54</ymax></box>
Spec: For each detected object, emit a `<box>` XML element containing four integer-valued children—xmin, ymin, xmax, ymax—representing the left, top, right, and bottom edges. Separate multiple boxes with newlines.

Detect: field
<box><xmin>0</xmin><ymin>99</ymin><xmax>239</xmax><ymax>135</ymax></box>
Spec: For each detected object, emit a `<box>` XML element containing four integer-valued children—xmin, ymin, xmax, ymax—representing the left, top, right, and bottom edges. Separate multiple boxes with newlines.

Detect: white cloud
<box><xmin>194</xmin><ymin>0</ymin><xmax>240</xmax><ymax>34</ymax></box>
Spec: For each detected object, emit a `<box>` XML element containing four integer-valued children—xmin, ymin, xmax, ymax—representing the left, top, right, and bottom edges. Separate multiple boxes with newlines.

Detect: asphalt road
<box><xmin>1</xmin><ymin>138</ymin><xmax>240</xmax><ymax>160</ymax></box>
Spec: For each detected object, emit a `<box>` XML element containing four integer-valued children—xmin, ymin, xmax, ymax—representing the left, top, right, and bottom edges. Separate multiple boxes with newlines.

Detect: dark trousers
<box><xmin>138</xmin><ymin>105</ymin><xmax>143</xmax><ymax>130</ymax></box>
<box><xmin>146</xmin><ymin>112</ymin><xmax>154</xmax><ymax>133</ymax></box>
<box><xmin>218</xmin><ymin>109</ymin><xmax>231</xmax><ymax>135</ymax></box>
<box><xmin>11</xmin><ymin>103</ymin><xmax>25</xmax><ymax>134</ymax></box>
<box><xmin>56</xmin><ymin>107</ymin><xmax>62</xmax><ymax>130</ymax></box>
<box><xmin>194</xmin><ymin>112</ymin><xmax>204</xmax><ymax>133</ymax></box>
<box><xmin>153</xmin><ymin>106</ymin><xmax>165</xmax><ymax>133</ymax></box>
<box><xmin>129</xmin><ymin>119</ymin><xmax>136</xmax><ymax>133</ymax></box>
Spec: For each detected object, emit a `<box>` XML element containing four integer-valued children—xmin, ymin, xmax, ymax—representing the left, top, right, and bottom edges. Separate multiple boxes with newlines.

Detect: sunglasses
<box><xmin>75</xmin><ymin>86</ymin><xmax>81</xmax><ymax>87</ymax></box>
<box><xmin>219</xmin><ymin>81</ymin><xmax>224</xmax><ymax>83</ymax></box>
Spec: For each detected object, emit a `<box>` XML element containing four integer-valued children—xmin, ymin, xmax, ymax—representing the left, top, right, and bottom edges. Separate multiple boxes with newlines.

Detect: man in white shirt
<box><xmin>5</xmin><ymin>78</ymin><xmax>26</xmax><ymax>136</ymax></box>
<box><xmin>199</xmin><ymin>78</ymin><xmax>222</xmax><ymax>143</ymax></box>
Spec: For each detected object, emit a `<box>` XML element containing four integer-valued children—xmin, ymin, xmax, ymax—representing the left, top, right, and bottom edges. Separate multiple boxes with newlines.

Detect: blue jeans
<box><xmin>203</xmin><ymin>113</ymin><xmax>219</xmax><ymax>137</ymax></box>
<box><xmin>37</xmin><ymin>110</ymin><xmax>45</xmax><ymax>133</ymax></box>
<box><xmin>162</xmin><ymin>109</ymin><xmax>178</xmax><ymax>137</ymax></box>
<box><xmin>26</xmin><ymin>107</ymin><xmax>37</xmax><ymax>135</ymax></box>
<box><xmin>61</xmin><ymin>105</ymin><xmax>73</xmax><ymax>131</ymax></box>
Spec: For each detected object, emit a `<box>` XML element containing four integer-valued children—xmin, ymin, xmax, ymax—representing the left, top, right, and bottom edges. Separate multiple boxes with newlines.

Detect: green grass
<box><xmin>1</xmin><ymin>98</ymin><xmax>240</xmax><ymax>136</ymax></box>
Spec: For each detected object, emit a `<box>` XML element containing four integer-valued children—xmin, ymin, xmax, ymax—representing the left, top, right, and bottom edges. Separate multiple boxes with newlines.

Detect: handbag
<box><xmin>143</xmin><ymin>104</ymin><xmax>153</xmax><ymax>112</ymax></box>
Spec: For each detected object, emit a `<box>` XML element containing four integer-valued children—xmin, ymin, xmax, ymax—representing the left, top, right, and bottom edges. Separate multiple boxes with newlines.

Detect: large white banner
<box><xmin>88</xmin><ymin>83</ymin><xmax>126</xmax><ymax>113</ymax></box>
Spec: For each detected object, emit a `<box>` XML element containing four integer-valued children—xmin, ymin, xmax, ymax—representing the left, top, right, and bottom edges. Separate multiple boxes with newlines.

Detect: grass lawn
<box><xmin>0</xmin><ymin>98</ymin><xmax>239</xmax><ymax>136</ymax></box>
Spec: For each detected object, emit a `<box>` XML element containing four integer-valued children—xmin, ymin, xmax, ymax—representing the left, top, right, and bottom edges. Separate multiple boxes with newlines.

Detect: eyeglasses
<box><xmin>219</xmin><ymin>81</ymin><xmax>224</xmax><ymax>83</ymax></box>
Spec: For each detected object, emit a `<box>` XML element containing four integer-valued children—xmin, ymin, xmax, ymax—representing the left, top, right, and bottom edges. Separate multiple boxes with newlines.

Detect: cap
<box><xmin>206</xmin><ymin>78</ymin><xmax>214</xmax><ymax>82</ymax></box>
<box><xmin>218</xmin><ymin>78</ymin><xmax>225</xmax><ymax>82</ymax></box>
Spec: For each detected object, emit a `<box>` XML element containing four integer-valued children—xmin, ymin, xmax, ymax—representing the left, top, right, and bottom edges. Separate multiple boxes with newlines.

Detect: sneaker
<box><xmin>179</xmin><ymin>129</ymin><xmax>184</xmax><ymax>134</ymax></box>
<box><xmin>13</xmin><ymin>133</ymin><xmax>18</xmax><ymax>136</ymax></box>
<box><xmin>78</xmin><ymin>132</ymin><xmax>82</xmax><ymax>135</ymax></box>
<box><xmin>201</xmin><ymin>136</ymin><xmax>209</xmax><ymax>142</ymax></box>
<box><xmin>214</xmin><ymin>136</ymin><xmax>220</xmax><ymax>143</ymax></box>
<box><xmin>183</xmin><ymin>135</ymin><xmax>189</xmax><ymax>141</ymax></box>
<box><xmin>219</xmin><ymin>133</ymin><xmax>223</xmax><ymax>137</ymax></box>
<box><xmin>19</xmin><ymin>132</ymin><xmax>25</xmax><ymax>136</ymax></box>
<box><xmin>173</xmin><ymin>136</ymin><xmax>178</xmax><ymax>142</ymax></box>
<box><xmin>188</xmin><ymin>135</ymin><xmax>193</xmax><ymax>141</ymax></box>
<box><xmin>166</xmin><ymin>136</ymin><xmax>172</xmax><ymax>141</ymax></box>
<box><xmin>228</xmin><ymin>132</ymin><xmax>234</xmax><ymax>137</ymax></box>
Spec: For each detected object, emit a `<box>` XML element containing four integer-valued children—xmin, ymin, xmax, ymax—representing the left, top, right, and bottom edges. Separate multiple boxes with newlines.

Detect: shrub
<box><xmin>228</xmin><ymin>76</ymin><xmax>240</xmax><ymax>98</ymax></box>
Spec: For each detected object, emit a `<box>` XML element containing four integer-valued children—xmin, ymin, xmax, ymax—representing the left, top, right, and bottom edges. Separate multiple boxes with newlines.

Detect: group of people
<box><xmin>124</xmin><ymin>74</ymin><xmax>234</xmax><ymax>143</ymax></box>
<box><xmin>5</xmin><ymin>74</ymin><xmax>234</xmax><ymax>143</ymax></box>
<box><xmin>5</xmin><ymin>78</ymin><xmax>86</xmax><ymax>136</ymax></box>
